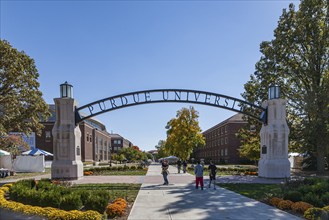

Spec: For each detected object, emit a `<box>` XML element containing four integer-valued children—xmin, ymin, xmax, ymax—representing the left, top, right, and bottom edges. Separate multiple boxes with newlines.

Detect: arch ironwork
<box><xmin>75</xmin><ymin>89</ymin><xmax>266</xmax><ymax>124</ymax></box>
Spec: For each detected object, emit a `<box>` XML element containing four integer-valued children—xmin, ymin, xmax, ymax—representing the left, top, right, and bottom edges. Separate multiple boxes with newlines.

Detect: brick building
<box><xmin>193</xmin><ymin>113</ymin><xmax>248</xmax><ymax>164</ymax></box>
<box><xmin>36</xmin><ymin>105</ymin><xmax>112</xmax><ymax>162</ymax></box>
<box><xmin>110</xmin><ymin>134</ymin><xmax>133</xmax><ymax>153</ymax></box>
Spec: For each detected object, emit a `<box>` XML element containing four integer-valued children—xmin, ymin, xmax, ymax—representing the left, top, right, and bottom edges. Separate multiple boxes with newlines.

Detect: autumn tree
<box><xmin>241</xmin><ymin>0</ymin><xmax>329</xmax><ymax>172</ymax></box>
<box><xmin>0</xmin><ymin>134</ymin><xmax>29</xmax><ymax>156</ymax></box>
<box><xmin>164</xmin><ymin>106</ymin><xmax>205</xmax><ymax>161</ymax></box>
<box><xmin>119</xmin><ymin>147</ymin><xmax>148</xmax><ymax>162</ymax></box>
<box><xmin>0</xmin><ymin>40</ymin><xmax>50</xmax><ymax>137</ymax></box>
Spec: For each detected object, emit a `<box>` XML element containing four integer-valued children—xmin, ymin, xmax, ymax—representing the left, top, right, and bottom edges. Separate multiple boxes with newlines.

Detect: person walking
<box><xmin>194</xmin><ymin>161</ymin><xmax>204</xmax><ymax>190</ymax></box>
<box><xmin>177</xmin><ymin>159</ymin><xmax>182</xmax><ymax>173</ymax></box>
<box><xmin>161</xmin><ymin>159</ymin><xmax>169</xmax><ymax>185</ymax></box>
<box><xmin>182</xmin><ymin>160</ymin><xmax>187</xmax><ymax>173</ymax></box>
<box><xmin>208</xmin><ymin>161</ymin><xmax>217</xmax><ymax>189</ymax></box>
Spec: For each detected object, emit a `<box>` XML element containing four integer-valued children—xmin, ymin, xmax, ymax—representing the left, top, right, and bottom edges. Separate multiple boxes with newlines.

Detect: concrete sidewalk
<box><xmin>128</xmin><ymin>163</ymin><xmax>301</xmax><ymax>220</ymax></box>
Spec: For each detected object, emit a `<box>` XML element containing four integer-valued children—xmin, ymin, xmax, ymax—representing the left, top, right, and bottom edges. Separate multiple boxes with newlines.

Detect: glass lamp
<box><xmin>268</xmin><ymin>85</ymin><xmax>280</xmax><ymax>100</ymax></box>
<box><xmin>60</xmin><ymin>81</ymin><xmax>73</xmax><ymax>98</ymax></box>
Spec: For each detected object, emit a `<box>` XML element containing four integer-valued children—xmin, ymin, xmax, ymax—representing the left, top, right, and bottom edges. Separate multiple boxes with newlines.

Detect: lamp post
<box><xmin>268</xmin><ymin>85</ymin><xmax>280</xmax><ymax>100</ymax></box>
<box><xmin>60</xmin><ymin>81</ymin><xmax>73</xmax><ymax>98</ymax></box>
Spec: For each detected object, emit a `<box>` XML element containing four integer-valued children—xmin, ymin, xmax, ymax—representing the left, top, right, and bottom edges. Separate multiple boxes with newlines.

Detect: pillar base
<box><xmin>258</xmin><ymin>158</ymin><xmax>290</xmax><ymax>178</ymax></box>
<box><xmin>51</xmin><ymin>160</ymin><xmax>83</xmax><ymax>180</ymax></box>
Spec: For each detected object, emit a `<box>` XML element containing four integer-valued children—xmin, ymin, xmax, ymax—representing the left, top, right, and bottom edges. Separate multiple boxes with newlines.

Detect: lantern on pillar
<box><xmin>268</xmin><ymin>85</ymin><xmax>280</xmax><ymax>100</ymax></box>
<box><xmin>60</xmin><ymin>81</ymin><xmax>73</xmax><ymax>98</ymax></box>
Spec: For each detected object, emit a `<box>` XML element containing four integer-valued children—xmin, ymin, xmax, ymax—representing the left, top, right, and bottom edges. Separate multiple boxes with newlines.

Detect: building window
<box><xmin>221</xmin><ymin>128</ymin><xmax>223</xmax><ymax>134</ymax></box>
<box><xmin>90</xmin><ymin>135</ymin><xmax>92</xmax><ymax>142</ymax></box>
<box><xmin>86</xmin><ymin>133</ymin><xmax>89</xmax><ymax>142</ymax></box>
<box><xmin>225</xmin><ymin>126</ymin><xmax>228</xmax><ymax>133</ymax></box>
<box><xmin>225</xmin><ymin>148</ymin><xmax>228</xmax><ymax>156</ymax></box>
<box><xmin>221</xmin><ymin>138</ymin><xmax>224</xmax><ymax>145</ymax></box>
<box><xmin>45</xmin><ymin>131</ymin><xmax>51</xmax><ymax>142</ymax></box>
<box><xmin>225</xmin><ymin>137</ymin><xmax>228</xmax><ymax>144</ymax></box>
<box><xmin>221</xmin><ymin>149</ymin><xmax>224</xmax><ymax>156</ymax></box>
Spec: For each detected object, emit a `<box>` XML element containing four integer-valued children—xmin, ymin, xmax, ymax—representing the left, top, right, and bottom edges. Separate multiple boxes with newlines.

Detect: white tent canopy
<box><xmin>22</xmin><ymin>148</ymin><xmax>53</xmax><ymax>156</ymax></box>
<box><xmin>0</xmin><ymin>149</ymin><xmax>10</xmax><ymax>156</ymax></box>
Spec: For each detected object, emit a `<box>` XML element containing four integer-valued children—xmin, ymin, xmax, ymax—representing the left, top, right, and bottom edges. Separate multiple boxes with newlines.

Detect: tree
<box><xmin>164</xmin><ymin>106</ymin><xmax>205</xmax><ymax>161</ymax></box>
<box><xmin>0</xmin><ymin>134</ymin><xmax>29</xmax><ymax>156</ymax></box>
<box><xmin>0</xmin><ymin>40</ymin><xmax>50</xmax><ymax>137</ymax></box>
<box><xmin>118</xmin><ymin>147</ymin><xmax>148</xmax><ymax>162</ymax></box>
<box><xmin>242</xmin><ymin>0</ymin><xmax>329</xmax><ymax>172</ymax></box>
<box><xmin>237</xmin><ymin>128</ymin><xmax>260</xmax><ymax>165</ymax></box>
<box><xmin>155</xmin><ymin>140</ymin><xmax>169</xmax><ymax>159</ymax></box>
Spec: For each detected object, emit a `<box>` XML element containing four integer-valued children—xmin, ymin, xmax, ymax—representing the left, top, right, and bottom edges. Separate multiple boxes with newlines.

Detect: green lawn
<box><xmin>0</xmin><ymin>168</ymin><xmax>51</xmax><ymax>181</ymax></box>
<box><xmin>218</xmin><ymin>183</ymin><xmax>282</xmax><ymax>202</ymax></box>
<box><xmin>86</xmin><ymin>169</ymin><xmax>147</xmax><ymax>176</ymax></box>
<box><xmin>71</xmin><ymin>183</ymin><xmax>141</xmax><ymax>203</ymax></box>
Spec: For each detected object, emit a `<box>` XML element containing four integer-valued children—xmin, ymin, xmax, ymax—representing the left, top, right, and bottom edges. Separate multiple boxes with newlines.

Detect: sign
<box><xmin>76</xmin><ymin>89</ymin><xmax>266</xmax><ymax>124</ymax></box>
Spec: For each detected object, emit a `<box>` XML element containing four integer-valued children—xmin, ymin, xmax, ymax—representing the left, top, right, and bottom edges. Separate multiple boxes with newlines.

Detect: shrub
<box><xmin>303</xmin><ymin>192</ymin><xmax>324</xmax><ymax>208</ymax></box>
<box><xmin>0</xmin><ymin>185</ymin><xmax>102</xmax><ymax>220</ymax></box>
<box><xmin>130</xmin><ymin>166</ymin><xmax>136</xmax><ymax>170</ymax></box>
<box><xmin>84</xmin><ymin>191</ymin><xmax>109</xmax><ymax>214</ymax></box>
<box><xmin>291</xmin><ymin>201</ymin><xmax>313</xmax><ymax>214</ymax></box>
<box><xmin>84</xmin><ymin>171</ymin><xmax>93</xmax><ymax>176</ymax></box>
<box><xmin>60</xmin><ymin>193</ymin><xmax>83</xmax><ymax>211</ymax></box>
<box><xmin>39</xmin><ymin>190</ymin><xmax>61</xmax><ymax>208</ymax></box>
<box><xmin>311</xmin><ymin>181</ymin><xmax>329</xmax><ymax>195</ymax></box>
<box><xmin>323</xmin><ymin>206</ymin><xmax>329</xmax><ymax>212</ymax></box>
<box><xmin>298</xmin><ymin>185</ymin><xmax>313</xmax><ymax>195</ymax></box>
<box><xmin>304</xmin><ymin>207</ymin><xmax>328</xmax><ymax>220</ymax></box>
<box><xmin>269</xmin><ymin>197</ymin><xmax>283</xmax><ymax>207</ymax></box>
<box><xmin>106</xmin><ymin>198</ymin><xmax>127</xmax><ymax>218</ymax></box>
<box><xmin>321</xmin><ymin>192</ymin><xmax>329</xmax><ymax>206</ymax></box>
<box><xmin>277</xmin><ymin>200</ymin><xmax>294</xmax><ymax>210</ymax></box>
<box><xmin>283</xmin><ymin>191</ymin><xmax>303</xmax><ymax>202</ymax></box>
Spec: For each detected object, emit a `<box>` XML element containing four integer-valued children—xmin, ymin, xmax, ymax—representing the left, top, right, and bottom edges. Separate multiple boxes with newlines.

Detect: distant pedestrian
<box><xmin>161</xmin><ymin>159</ymin><xmax>169</xmax><ymax>185</ymax></box>
<box><xmin>194</xmin><ymin>161</ymin><xmax>204</xmax><ymax>190</ymax></box>
<box><xmin>182</xmin><ymin>160</ymin><xmax>187</xmax><ymax>173</ymax></box>
<box><xmin>177</xmin><ymin>159</ymin><xmax>182</xmax><ymax>173</ymax></box>
<box><xmin>208</xmin><ymin>161</ymin><xmax>217</xmax><ymax>189</ymax></box>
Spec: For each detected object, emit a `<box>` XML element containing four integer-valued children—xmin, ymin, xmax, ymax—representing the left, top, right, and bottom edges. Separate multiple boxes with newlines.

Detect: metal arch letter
<box><xmin>121</xmin><ymin>96</ymin><xmax>128</xmax><ymax>106</ymax></box>
<box><xmin>162</xmin><ymin>91</ymin><xmax>169</xmax><ymax>101</ymax></box>
<box><xmin>98</xmin><ymin>101</ymin><xmax>106</xmax><ymax>111</ymax></box>
<box><xmin>88</xmin><ymin>105</ymin><xmax>94</xmax><ymax>114</ymax></box>
<box><xmin>174</xmin><ymin>91</ymin><xmax>181</xmax><ymax>100</ymax></box>
<box><xmin>133</xmin><ymin>94</ymin><xmax>140</xmax><ymax>103</ymax></box>
<box><xmin>145</xmin><ymin>92</ymin><xmax>151</xmax><ymax>102</ymax></box>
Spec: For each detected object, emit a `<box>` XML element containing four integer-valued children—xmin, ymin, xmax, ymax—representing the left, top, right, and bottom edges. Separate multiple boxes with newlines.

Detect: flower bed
<box><xmin>0</xmin><ymin>181</ymin><xmax>134</xmax><ymax>219</ymax></box>
<box><xmin>0</xmin><ymin>184</ymin><xmax>102</xmax><ymax>220</ymax></box>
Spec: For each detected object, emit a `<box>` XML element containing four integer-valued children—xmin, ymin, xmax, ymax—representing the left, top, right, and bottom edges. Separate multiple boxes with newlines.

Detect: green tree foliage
<box><xmin>0</xmin><ymin>40</ymin><xmax>50</xmax><ymax>137</ymax></box>
<box><xmin>155</xmin><ymin>140</ymin><xmax>169</xmax><ymax>159</ymax></box>
<box><xmin>118</xmin><ymin>147</ymin><xmax>148</xmax><ymax>162</ymax></box>
<box><xmin>164</xmin><ymin>106</ymin><xmax>205</xmax><ymax>161</ymax></box>
<box><xmin>237</xmin><ymin>128</ymin><xmax>260</xmax><ymax>164</ymax></box>
<box><xmin>241</xmin><ymin>0</ymin><xmax>329</xmax><ymax>172</ymax></box>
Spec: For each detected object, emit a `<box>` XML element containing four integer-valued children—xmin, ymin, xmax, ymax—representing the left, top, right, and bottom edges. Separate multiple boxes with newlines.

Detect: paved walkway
<box><xmin>0</xmin><ymin>164</ymin><xmax>302</xmax><ymax>220</ymax></box>
<box><xmin>128</xmin><ymin>163</ymin><xmax>301</xmax><ymax>220</ymax></box>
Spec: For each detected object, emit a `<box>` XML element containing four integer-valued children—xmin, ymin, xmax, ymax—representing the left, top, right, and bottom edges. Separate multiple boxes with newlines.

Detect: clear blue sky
<box><xmin>1</xmin><ymin>0</ymin><xmax>299</xmax><ymax>151</ymax></box>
